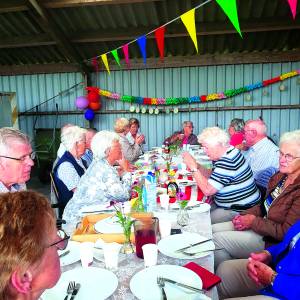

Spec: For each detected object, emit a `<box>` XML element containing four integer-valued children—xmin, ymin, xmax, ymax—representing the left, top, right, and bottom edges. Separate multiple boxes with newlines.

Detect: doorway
<box><xmin>0</xmin><ymin>93</ymin><xmax>18</xmax><ymax>128</ymax></box>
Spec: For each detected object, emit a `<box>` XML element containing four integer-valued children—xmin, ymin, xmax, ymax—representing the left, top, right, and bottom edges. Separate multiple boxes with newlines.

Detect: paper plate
<box><xmin>58</xmin><ymin>241</ymin><xmax>81</xmax><ymax>267</ymax></box>
<box><xmin>41</xmin><ymin>267</ymin><xmax>118</xmax><ymax>300</ymax></box>
<box><xmin>130</xmin><ymin>264</ymin><xmax>203</xmax><ymax>300</ymax></box>
<box><xmin>94</xmin><ymin>216</ymin><xmax>134</xmax><ymax>234</ymax></box>
<box><xmin>158</xmin><ymin>232</ymin><xmax>215</xmax><ymax>259</ymax></box>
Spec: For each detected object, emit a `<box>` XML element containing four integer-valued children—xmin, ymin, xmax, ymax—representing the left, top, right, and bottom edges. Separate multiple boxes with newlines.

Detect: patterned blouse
<box><xmin>62</xmin><ymin>158</ymin><xmax>132</xmax><ymax>233</ymax></box>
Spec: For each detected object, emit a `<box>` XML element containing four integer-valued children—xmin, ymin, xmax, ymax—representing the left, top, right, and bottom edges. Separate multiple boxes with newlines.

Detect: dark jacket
<box><xmin>243</xmin><ymin>172</ymin><xmax>300</xmax><ymax>245</ymax></box>
<box><xmin>163</xmin><ymin>131</ymin><xmax>199</xmax><ymax>146</ymax></box>
<box><xmin>53</xmin><ymin>151</ymin><xmax>85</xmax><ymax>214</ymax></box>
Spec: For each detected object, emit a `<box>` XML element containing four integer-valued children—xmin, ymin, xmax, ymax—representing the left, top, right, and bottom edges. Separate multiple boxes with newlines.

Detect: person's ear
<box><xmin>10</xmin><ymin>270</ymin><xmax>33</xmax><ymax>294</ymax></box>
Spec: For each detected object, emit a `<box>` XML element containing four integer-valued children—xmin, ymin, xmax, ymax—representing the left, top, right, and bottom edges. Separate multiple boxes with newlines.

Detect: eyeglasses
<box><xmin>0</xmin><ymin>152</ymin><xmax>35</xmax><ymax>162</ymax></box>
<box><xmin>48</xmin><ymin>229</ymin><xmax>70</xmax><ymax>250</ymax></box>
<box><xmin>278</xmin><ymin>150</ymin><xmax>300</xmax><ymax>162</ymax></box>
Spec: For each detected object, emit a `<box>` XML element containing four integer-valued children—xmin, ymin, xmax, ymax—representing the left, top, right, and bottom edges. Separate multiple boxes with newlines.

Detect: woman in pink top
<box><xmin>228</xmin><ymin>118</ymin><xmax>246</xmax><ymax>150</ymax></box>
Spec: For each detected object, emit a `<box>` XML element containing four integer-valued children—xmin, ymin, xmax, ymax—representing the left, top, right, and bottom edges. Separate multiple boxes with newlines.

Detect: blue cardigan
<box><xmin>261</xmin><ymin>220</ymin><xmax>300</xmax><ymax>299</ymax></box>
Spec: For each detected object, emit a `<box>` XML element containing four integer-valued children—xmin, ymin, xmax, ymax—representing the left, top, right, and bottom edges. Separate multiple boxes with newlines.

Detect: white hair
<box><xmin>198</xmin><ymin>127</ymin><xmax>230</xmax><ymax>147</ymax></box>
<box><xmin>280</xmin><ymin>130</ymin><xmax>300</xmax><ymax>149</ymax></box>
<box><xmin>114</xmin><ymin>118</ymin><xmax>129</xmax><ymax>133</ymax></box>
<box><xmin>61</xmin><ymin>126</ymin><xmax>86</xmax><ymax>151</ymax></box>
<box><xmin>91</xmin><ymin>131</ymin><xmax>120</xmax><ymax>159</ymax></box>
<box><xmin>0</xmin><ymin>127</ymin><xmax>30</xmax><ymax>154</ymax></box>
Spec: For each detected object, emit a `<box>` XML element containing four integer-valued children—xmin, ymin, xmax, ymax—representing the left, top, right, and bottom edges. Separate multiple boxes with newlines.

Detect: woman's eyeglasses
<box><xmin>48</xmin><ymin>229</ymin><xmax>70</xmax><ymax>250</ymax></box>
<box><xmin>278</xmin><ymin>150</ymin><xmax>300</xmax><ymax>162</ymax></box>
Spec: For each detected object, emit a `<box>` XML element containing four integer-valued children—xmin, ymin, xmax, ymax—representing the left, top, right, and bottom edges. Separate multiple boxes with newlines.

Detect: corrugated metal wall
<box><xmin>0</xmin><ymin>62</ymin><xmax>299</xmax><ymax>149</ymax></box>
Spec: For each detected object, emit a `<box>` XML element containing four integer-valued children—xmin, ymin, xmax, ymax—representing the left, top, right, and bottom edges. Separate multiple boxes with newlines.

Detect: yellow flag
<box><xmin>101</xmin><ymin>54</ymin><xmax>110</xmax><ymax>74</ymax></box>
<box><xmin>181</xmin><ymin>9</ymin><xmax>198</xmax><ymax>53</ymax></box>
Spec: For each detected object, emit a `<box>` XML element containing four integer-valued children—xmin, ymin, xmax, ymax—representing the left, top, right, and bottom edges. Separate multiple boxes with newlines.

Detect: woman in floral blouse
<box><xmin>63</xmin><ymin>130</ymin><xmax>132</xmax><ymax>234</ymax></box>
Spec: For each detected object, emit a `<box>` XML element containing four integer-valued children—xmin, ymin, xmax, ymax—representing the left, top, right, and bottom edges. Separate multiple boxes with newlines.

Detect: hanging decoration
<box><xmin>88</xmin><ymin>0</ymin><xmax>248</xmax><ymax>73</ymax></box>
<box><xmin>75</xmin><ymin>96</ymin><xmax>89</xmax><ymax>109</ymax></box>
<box><xmin>101</xmin><ymin>54</ymin><xmax>110</xmax><ymax>74</ymax></box>
<box><xmin>287</xmin><ymin>0</ymin><xmax>298</xmax><ymax>19</ymax></box>
<box><xmin>89</xmin><ymin>70</ymin><xmax>299</xmax><ymax>106</ymax></box>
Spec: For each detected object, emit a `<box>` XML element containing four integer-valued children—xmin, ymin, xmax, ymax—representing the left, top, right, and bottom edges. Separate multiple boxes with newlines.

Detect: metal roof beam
<box><xmin>25</xmin><ymin>0</ymin><xmax>90</xmax><ymax>74</ymax></box>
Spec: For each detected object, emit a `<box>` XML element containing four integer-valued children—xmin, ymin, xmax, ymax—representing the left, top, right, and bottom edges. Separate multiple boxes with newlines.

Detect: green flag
<box><xmin>111</xmin><ymin>49</ymin><xmax>121</xmax><ymax>67</ymax></box>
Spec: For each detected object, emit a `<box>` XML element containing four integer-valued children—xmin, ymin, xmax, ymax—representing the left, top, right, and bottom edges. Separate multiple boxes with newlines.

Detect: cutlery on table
<box><xmin>157</xmin><ymin>277</ymin><xmax>167</xmax><ymax>300</ymax></box>
<box><xmin>160</xmin><ymin>277</ymin><xmax>204</xmax><ymax>293</ymax></box>
<box><xmin>64</xmin><ymin>281</ymin><xmax>75</xmax><ymax>300</ymax></box>
<box><xmin>70</xmin><ymin>283</ymin><xmax>81</xmax><ymax>300</ymax></box>
<box><xmin>182</xmin><ymin>247</ymin><xmax>224</xmax><ymax>256</ymax></box>
<box><xmin>174</xmin><ymin>239</ymin><xmax>213</xmax><ymax>253</ymax></box>
<box><xmin>59</xmin><ymin>250</ymin><xmax>70</xmax><ymax>258</ymax></box>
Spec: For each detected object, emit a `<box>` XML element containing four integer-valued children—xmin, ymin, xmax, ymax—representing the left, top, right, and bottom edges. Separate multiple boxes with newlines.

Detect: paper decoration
<box><xmin>111</xmin><ymin>49</ymin><xmax>121</xmax><ymax>67</ymax></box>
<box><xmin>101</xmin><ymin>54</ymin><xmax>110</xmax><ymax>74</ymax></box>
<box><xmin>216</xmin><ymin>0</ymin><xmax>242</xmax><ymax>37</ymax></box>
<box><xmin>180</xmin><ymin>9</ymin><xmax>198</xmax><ymax>53</ymax></box>
<box><xmin>287</xmin><ymin>0</ymin><xmax>298</xmax><ymax>19</ymax></box>
<box><xmin>155</xmin><ymin>26</ymin><xmax>166</xmax><ymax>61</ymax></box>
<box><xmin>122</xmin><ymin>44</ymin><xmax>130</xmax><ymax>68</ymax></box>
<box><xmin>89</xmin><ymin>70</ymin><xmax>300</xmax><ymax>106</ymax></box>
<box><xmin>137</xmin><ymin>35</ymin><xmax>147</xmax><ymax>64</ymax></box>
<box><xmin>92</xmin><ymin>57</ymin><xmax>99</xmax><ymax>72</ymax></box>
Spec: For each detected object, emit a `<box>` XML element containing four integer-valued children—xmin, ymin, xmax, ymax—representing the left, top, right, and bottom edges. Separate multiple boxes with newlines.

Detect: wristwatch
<box><xmin>190</xmin><ymin>167</ymin><xmax>198</xmax><ymax>173</ymax></box>
<box><xmin>270</xmin><ymin>271</ymin><xmax>277</xmax><ymax>286</ymax></box>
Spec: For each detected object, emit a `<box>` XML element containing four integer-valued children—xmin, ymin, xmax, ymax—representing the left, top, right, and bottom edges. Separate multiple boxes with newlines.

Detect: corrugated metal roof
<box><xmin>0</xmin><ymin>0</ymin><xmax>299</xmax><ymax>74</ymax></box>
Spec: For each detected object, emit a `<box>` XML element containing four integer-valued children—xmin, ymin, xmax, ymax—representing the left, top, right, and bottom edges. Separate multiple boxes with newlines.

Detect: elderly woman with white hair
<box><xmin>183</xmin><ymin>126</ymin><xmax>260</xmax><ymax>225</ymax></box>
<box><xmin>114</xmin><ymin>117</ymin><xmax>144</xmax><ymax>163</ymax></box>
<box><xmin>212</xmin><ymin>129</ymin><xmax>300</xmax><ymax>268</ymax></box>
<box><xmin>53</xmin><ymin>125</ymin><xmax>87</xmax><ymax>217</ymax></box>
<box><xmin>62</xmin><ymin>130</ymin><xmax>132</xmax><ymax>233</ymax></box>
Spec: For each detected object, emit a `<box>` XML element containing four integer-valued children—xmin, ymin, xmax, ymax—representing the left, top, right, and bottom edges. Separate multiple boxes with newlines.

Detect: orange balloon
<box><xmin>89</xmin><ymin>101</ymin><xmax>101</xmax><ymax>111</ymax></box>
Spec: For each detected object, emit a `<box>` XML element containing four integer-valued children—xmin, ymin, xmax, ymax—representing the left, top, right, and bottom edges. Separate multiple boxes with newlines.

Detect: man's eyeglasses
<box><xmin>48</xmin><ymin>229</ymin><xmax>70</xmax><ymax>251</ymax></box>
<box><xmin>278</xmin><ymin>150</ymin><xmax>300</xmax><ymax>162</ymax></box>
<box><xmin>0</xmin><ymin>152</ymin><xmax>35</xmax><ymax>162</ymax></box>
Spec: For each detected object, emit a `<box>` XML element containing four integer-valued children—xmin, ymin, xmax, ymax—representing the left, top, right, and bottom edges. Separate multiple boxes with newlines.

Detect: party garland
<box><xmin>91</xmin><ymin>70</ymin><xmax>299</xmax><ymax>106</ymax></box>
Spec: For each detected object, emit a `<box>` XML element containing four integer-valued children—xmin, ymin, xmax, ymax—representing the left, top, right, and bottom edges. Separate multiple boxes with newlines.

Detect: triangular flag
<box><xmin>122</xmin><ymin>44</ymin><xmax>130</xmax><ymax>68</ymax></box>
<box><xmin>111</xmin><ymin>49</ymin><xmax>121</xmax><ymax>67</ymax></box>
<box><xmin>137</xmin><ymin>35</ymin><xmax>147</xmax><ymax>64</ymax></box>
<box><xmin>216</xmin><ymin>0</ymin><xmax>242</xmax><ymax>37</ymax></box>
<box><xmin>287</xmin><ymin>0</ymin><xmax>298</xmax><ymax>19</ymax></box>
<box><xmin>180</xmin><ymin>9</ymin><xmax>198</xmax><ymax>53</ymax></box>
<box><xmin>155</xmin><ymin>26</ymin><xmax>165</xmax><ymax>61</ymax></box>
<box><xmin>101</xmin><ymin>54</ymin><xmax>110</xmax><ymax>74</ymax></box>
<box><xmin>92</xmin><ymin>57</ymin><xmax>99</xmax><ymax>72</ymax></box>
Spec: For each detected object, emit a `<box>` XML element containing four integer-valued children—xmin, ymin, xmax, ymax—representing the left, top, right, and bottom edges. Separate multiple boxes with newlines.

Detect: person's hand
<box><xmin>247</xmin><ymin>258</ymin><xmax>274</xmax><ymax>286</ymax></box>
<box><xmin>136</xmin><ymin>135</ymin><xmax>144</xmax><ymax>145</ymax></box>
<box><xmin>177</xmin><ymin>133</ymin><xmax>185</xmax><ymax>140</ymax></box>
<box><xmin>233</xmin><ymin>214</ymin><xmax>255</xmax><ymax>231</ymax></box>
<box><xmin>250</xmin><ymin>251</ymin><xmax>272</xmax><ymax>264</ymax></box>
<box><xmin>182</xmin><ymin>152</ymin><xmax>197</xmax><ymax>170</ymax></box>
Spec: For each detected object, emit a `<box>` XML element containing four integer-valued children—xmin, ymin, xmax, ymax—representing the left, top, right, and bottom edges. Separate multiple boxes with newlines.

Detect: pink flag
<box><xmin>287</xmin><ymin>0</ymin><xmax>298</xmax><ymax>19</ymax></box>
<box><xmin>122</xmin><ymin>44</ymin><xmax>130</xmax><ymax>68</ymax></box>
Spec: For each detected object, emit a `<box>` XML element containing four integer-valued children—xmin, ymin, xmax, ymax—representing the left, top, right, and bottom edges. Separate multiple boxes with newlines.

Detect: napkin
<box><xmin>184</xmin><ymin>262</ymin><xmax>221</xmax><ymax>290</ymax></box>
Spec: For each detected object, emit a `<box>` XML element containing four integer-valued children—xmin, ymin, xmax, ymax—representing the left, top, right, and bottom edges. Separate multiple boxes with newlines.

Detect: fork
<box><xmin>182</xmin><ymin>247</ymin><xmax>224</xmax><ymax>256</ymax></box>
<box><xmin>157</xmin><ymin>277</ymin><xmax>167</xmax><ymax>300</ymax></box>
<box><xmin>64</xmin><ymin>281</ymin><xmax>75</xmax><ymax>300</ymax></box>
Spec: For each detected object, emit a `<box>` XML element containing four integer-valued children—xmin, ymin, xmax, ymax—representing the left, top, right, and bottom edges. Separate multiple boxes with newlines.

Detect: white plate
<box><xmin>130</xmin><ymin>264</ymin><xmax>205</xmax><ymax>300</ymax></box>
<box><xmin>169</xmin><ymin>201</ymin><xmax>202</xmax><ymax>210</ymax></box>
<box><xmin>158</xmin><ymin>232</ymin><xmax>215</xmax><ymax>259</ymax></box>
<box><xmin>192</xmin><ymin>203</ymin><xmax>211</xmax><ymax>213</ymax></box>
<box><xmin>41</xmin><ymin>267</ymin><xmax>118</xmax><ymax>300</ymax></box>
<box><xmin>176</xmin><ymin>179</ymin><xmax>196</xmax><ymax>186</ymax></box>
<box><xmin>94</xmin><ymin>216</ymin><xmax>134</xmax><ymax>234</ymax></box>
<box><xmin>79</xmin><ymin>203</ymin><xmax>113</xmax><ymax>214</ymax></box>
<box><xmin>58</xmin><ymin>241</ymin><xmax>81</xmax><ymax>267</ymax></box>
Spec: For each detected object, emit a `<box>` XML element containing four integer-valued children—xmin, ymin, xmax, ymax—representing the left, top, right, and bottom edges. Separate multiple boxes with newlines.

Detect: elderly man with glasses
<box><xmin>0</xmin><ymin>127</ymin><xmax>34</xmax><ymax>192</ymax></box>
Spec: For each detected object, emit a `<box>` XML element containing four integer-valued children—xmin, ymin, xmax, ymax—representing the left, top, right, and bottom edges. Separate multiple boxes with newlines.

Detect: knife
<box><xmin>70</xmin><ymin>283</ymin><xmax>81</xmax><ymax>300</ymax></box>
<box><xmin>59</xmin><ymin>250</ymin><xmax>70</xmax><ymax>258</ymax></box>
<box><xmin>174</xmin><ymin>239</ymin><xmax>212</xmax><ymax>253</ymax></box>
<box><xmin>162</xmin><ymin>278</ymin><xmax>203</xmax><ymax>293</ymax></box>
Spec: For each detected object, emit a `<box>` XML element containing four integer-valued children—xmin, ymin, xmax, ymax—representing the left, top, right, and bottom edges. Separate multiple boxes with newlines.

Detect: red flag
<box><xmin>155</xmin><ymin>26</ymin><xmax>165</xmax><ymax>61</ymax></box>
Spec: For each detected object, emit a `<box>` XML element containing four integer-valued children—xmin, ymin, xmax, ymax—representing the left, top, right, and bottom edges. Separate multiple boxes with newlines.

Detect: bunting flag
<box><xmin>180</xmin><ymin>9</ymin><xmax>198</xmax><ymax>53</ymax></box>
<box><xmin>111</xmin><ymin>49</ymin><xmax>121</xmax><ymax>67</ymax></box>
<box><xmin>90</xmin><ymin>70</ymin><xmax>300</xmax><ymax>106</ymax></box>
<box><xmin>122</xmin><ymin>44</ymin><xmax>130</xmax><ymax>68</ymax></box>
<box><xmin>287</xmin><ymin>0</ymin><xmax>298</xmax><ymax>19</ymax></box>
<box><xmin>101</xmin><ymin>54</ymin><xmax>110</xmax><ymax>74</ymax></box>
<box><xmin>216</xmin><ymin>0</ymin><xmax>242</xmax><ymax>37</ymax></box>
<box><xmin>137</xmin><ymin>35</ymin><xmax>147</xmax><ymax>64</ymax></box>
<box><xmin>92</xmin><ymin>57</ymin><xmax>99</xmax><ymax>72</ymax></box>
<box><xmin>155</xmin><ymin>26</ymin><xmax>165</xmax><ymax>61</ymax></box>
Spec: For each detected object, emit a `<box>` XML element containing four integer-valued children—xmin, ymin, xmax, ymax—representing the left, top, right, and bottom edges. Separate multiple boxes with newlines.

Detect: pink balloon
<box><xmin>75</xmin><ymin>96</ymin><xmax>89</xmax><ymax>110</ymax></box>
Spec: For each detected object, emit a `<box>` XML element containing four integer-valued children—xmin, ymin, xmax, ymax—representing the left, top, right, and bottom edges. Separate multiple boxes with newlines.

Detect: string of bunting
<box><xmin>88</xmin><ymin>70</ymin><xmax>299</xmax><ymax>106</ymax></box>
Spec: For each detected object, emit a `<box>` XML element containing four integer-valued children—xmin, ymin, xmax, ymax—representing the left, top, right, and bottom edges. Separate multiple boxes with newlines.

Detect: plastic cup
<box><xmin>103</xmin><ymin>242</ymin><xmax>122</xmax><ymax>271</ymax></box>
<box><xmin>79</xmin><ymin>242</ymin><xmax>94</xmax><ymax>268</ymax></box>
<box><xmin>160</xmin><ymin>194</ymin><xmax>170</xmax><ymax>210</ymax></box>
<box><xmin>142</xmin><ymin>243</ymin><xmax>158</xmax><ymax>267</ymax></box>
<box><xmin>159</xmin><ymin>219</ymin><xmax>172</xmax><ymax>239</ymax></box>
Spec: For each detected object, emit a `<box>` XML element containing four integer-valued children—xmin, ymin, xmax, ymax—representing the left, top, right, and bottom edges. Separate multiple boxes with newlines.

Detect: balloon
<box><xmin>84</xmin><ymin>109</ymin><xmax>95</xmax><ymax>121</ymax></box>
<box><xmin>89</xmin><ymin>101</ymin><xmax>101</xmax><ymax>111</ymax></box>
<box><xmin>75</xmin><ymin>96</ymin><xmax>88</xmax><ymax>109</ymax></box>
<box><xmin>87</xmin><ymin>91</ymin><xmax>100</xmax><ymax>103</ymax></box>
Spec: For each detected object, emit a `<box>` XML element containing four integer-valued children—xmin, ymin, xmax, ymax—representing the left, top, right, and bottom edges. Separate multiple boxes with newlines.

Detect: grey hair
<box><xmin>0</xmin><ymin>127</ymin><xmax>30</xmax><ymax>154</ymax></box>
<box><xmin>230</xmin><ymin>118</ymin><xmax>245</xmax><ymax>132</ymax></box>
<box><xmin>114</xmin><ymin>118</ymin><xmax>129</xmax><ymax>133</ymax></box>
<box><xmin>61</xmin><ymin>126</ymin><xmax>86</xmax><ymax>151</ymax></box>
<box><xmin>91</xmin><ymin>131</ymin><xmax>120</xmax><ymax>159</ymax></box>
<box><xmin>198</xmin><ymin>127</ymin><xmax>230</xmax><ymax>147</ymax></box>
<box><xmin>246</xmin><ymin>119</ymin><xmax>267</xmax><ymax>136</ymax></box>
<box><xmin>183</xmin><ymin>121</ymin><xmax>194</xmax><ymax>128</ymax></box>
<box><xmin>280</xmin><ymin>130</ymin><xmax>300</xmax><ymax>149</ymax></box>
